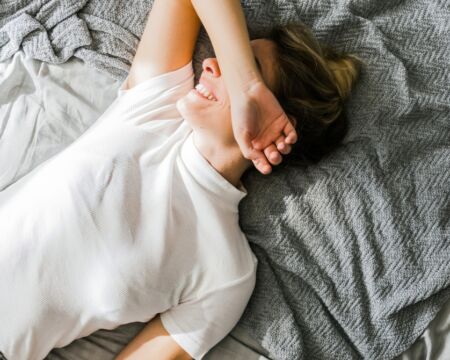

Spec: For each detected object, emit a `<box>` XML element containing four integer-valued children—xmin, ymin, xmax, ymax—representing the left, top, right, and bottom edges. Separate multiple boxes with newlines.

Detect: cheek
<box><xmin>176</xmin><ymin>94</ymin><xmax>201</xmax><ymax>118</ymax></box>
<box><xmin>178</xmin><ymin>91</ymin><xmax>225</xmax><ymax>115</ymax></box>
<box><xmin>176</xmin><ymin>93</ymin><xmax>218</xmax><ymax>128</ymax></box>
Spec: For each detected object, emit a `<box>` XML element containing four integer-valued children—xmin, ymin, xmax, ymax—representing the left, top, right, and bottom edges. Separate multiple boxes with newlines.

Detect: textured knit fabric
<box><xmin>0</xmin><ymin>1</ymin><xmax>449</xmax><ymax>360</ymax></box>
<box><xmin>0</xmin><ymin>61</ymin><xmax>257</xmax><ymax>360</ymax></box>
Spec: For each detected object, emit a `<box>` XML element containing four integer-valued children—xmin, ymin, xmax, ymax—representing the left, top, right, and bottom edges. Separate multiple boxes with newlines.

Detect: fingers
<box><xmin>239</xmin><ymin>134</ymin><xmax>273</xmax><ymax>174</ymax></box>
<box><xmin>251</xmin><ymin>115</ymin><xmax>298</xmax><ymax>151</ymax></box>
<box><xmin>240</xmin><ymin>131</ymin><xmax>295</xmax><ymax>175</ymax></box>
<box><xmin>251</xmin><ymin>138</ymin><xmax>269</xmax><ymax>151</ymax></box>
<box><xmin>252</xmin><ymin>152</ymin><xmax>272</xmax><ymax>175</ymax></box>
<box><xmin>283</xmin><ymin>121</ymin><xmax>298</xmax><ymax>145</ymax></box>
<box><xmin>275</xmin><ymin>136</ymin><xmax>292</xmax><ymax>155</ymax></box>
<box><xmin>264</xmin><ymin>144</ymin><xmax>282</xmax><ymax>166</ymax></box>
<box><xmin>239</xmin><ymin>130</ymin><xmax>256</xmax><ymax>159</ymax></box>
<box><xmin>247</xmin><ymin>140</ymin><xmax>290</xmax><ymax>175</ymax></box>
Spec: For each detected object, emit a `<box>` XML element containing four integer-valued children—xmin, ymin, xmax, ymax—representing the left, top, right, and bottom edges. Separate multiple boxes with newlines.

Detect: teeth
<box><xmin>195</xmin><ymin>84</ymin><xmax>217</xmax><ymax>101</ymax></box>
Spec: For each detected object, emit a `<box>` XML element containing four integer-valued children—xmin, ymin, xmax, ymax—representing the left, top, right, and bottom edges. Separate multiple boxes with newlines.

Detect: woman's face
<box><xmin>176</xmin><ymin>39</ymin><xmax>278</xmax><ymax>144</ymax></box>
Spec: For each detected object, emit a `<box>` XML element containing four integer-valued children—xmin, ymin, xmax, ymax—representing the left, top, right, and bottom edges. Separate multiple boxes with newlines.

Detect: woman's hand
<box><xmin>189</xmin><ymin>1</ymin><xmax>296</xmax><ymax>174</ymax></box>
<box><xmin>230</xmin><ymin>80</ymin><xmax>298</xmax><ymax>174</ymax></box>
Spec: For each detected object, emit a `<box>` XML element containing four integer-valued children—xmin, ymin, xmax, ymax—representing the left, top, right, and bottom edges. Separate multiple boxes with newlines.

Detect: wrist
<box><xmin>216</xmin><ymin>55</ymin><xmax>262</xmax><ymax>93</ymax></box>
<box><xmin>240</xmin><ymin>73</ymin><xmax>265</xmax><ymax>91</ymax></box>
<box><xmin>232</xmin><ymin>78</ymin><xmax>267</xmax><ymax>103</ymax></box>
<box><xmin>228</xmin><ymin>74</ymin><xmax>265</xmax><ymax>102</ymax></box>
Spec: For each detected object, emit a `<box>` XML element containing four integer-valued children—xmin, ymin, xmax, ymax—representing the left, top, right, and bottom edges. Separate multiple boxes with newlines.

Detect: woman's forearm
<box><xmin>190</xmin><ymin>0</ymin><xmax>263</xmax><ymax>93</ymax></box>
<box><xmin>189</xmin><ymin>0</ymin><xmax>295</xmax><ymax>174</ymax></box>
<box><xmin>125</xmin><ymin>0</ymin><xmax>200</xmax><ymax>86</ymax></box>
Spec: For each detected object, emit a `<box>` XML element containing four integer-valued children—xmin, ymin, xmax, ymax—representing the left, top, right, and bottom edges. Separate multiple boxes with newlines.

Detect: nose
<box><xmin>202</xmin><ymin>58</ymin><xmax>221</xmax><ymax>77</ymax></box>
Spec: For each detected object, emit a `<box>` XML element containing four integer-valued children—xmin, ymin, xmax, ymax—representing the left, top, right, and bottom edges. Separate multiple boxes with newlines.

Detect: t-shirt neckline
<box><xmin>180</xmin><ymin>132</ymin><xmax>247</xmax><ymax>209</ymax></box>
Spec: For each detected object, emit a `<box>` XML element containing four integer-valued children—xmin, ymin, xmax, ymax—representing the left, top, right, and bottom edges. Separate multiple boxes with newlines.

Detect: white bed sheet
<box><xmin>0</xmin><ymin>51</ymin><xmax>448</xmax><ymax>360</ymax></box>
<box><xmin>0</xmin><ymin>52</ymin><xmax>119</xmax><ymax>191</ymax></box>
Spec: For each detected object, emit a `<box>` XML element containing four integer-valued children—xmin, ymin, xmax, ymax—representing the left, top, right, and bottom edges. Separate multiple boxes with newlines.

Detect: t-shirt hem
<box><xmin>159</xmin><ymin>265</ymin><xmax>257</xmax><ymax>360</ymax></box>
<box><xmin>160</xmin><ymin>311</ymin><xmax>207</xmax><ymax>360</ymax></box>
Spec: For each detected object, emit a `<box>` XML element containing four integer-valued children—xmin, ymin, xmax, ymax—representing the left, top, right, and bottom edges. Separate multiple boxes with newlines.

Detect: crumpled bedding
<box><xmin>0</xmin><ymin>52</ymin><xmax>119</xmax><ymax>191</ymax></box>
<box><xmin>1</xmin><ymin>50</ymin><xmax>449</xmax><ymax>360</ymax></box>
<box><xmin>1</xmin><ymin>1</ymin><xmax>449</xmax><ymax>359</ymax></box>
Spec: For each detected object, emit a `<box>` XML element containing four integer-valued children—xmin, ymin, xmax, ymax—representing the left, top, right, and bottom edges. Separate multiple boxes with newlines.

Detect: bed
<box><xmin>1</xmin><ymin>0</ymin><xmax>449</xmax><ymax>359</ymax></box>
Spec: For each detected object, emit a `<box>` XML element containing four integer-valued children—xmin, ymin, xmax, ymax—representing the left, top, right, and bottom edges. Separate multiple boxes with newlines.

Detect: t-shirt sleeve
<box><xmin>115</xmin><ymin>61</ymin><xmax>194</xmax><ymax>118</ymax></box>
<box><xmin>159</xmin><ymin>269</ymin><xmax>257</xmax><ymax>360</ymax></box>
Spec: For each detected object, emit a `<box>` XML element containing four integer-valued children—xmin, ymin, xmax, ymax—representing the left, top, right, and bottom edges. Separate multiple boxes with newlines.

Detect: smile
<box><xmin>193</xmin><ymin>83</ymin><xmax>218</xmax><ymax>101</ymax></box>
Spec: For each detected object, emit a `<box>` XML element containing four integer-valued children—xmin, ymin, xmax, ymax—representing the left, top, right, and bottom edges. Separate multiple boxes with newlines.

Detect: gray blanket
<box><xmin>1</xmin><ymin>0</ymin><xmax>449</xmax><ymax>359</ymax></box>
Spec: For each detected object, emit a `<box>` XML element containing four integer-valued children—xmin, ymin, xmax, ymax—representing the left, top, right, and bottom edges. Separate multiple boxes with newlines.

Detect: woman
<box><xmin>0</xmin><ymin>1</ymin><xmax>360</xmax><ymax>360</ymax></box>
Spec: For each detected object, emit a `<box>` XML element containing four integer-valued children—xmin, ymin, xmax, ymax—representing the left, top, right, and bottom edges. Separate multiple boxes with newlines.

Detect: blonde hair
<box><xmin>327</xmin><ymin>54</ymin><xmax>361</xmax><ymax>100</ymax></box>
<box><xmin>268</xmin><ymin>23</ymin><xmax>362</xmax><ymax>163</ymax></box>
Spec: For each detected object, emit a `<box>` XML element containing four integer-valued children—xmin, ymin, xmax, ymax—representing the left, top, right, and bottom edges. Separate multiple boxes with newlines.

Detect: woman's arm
<box><xmin>125</xmin><ymin>0</ymin><xmax>200</xmax><ymax>90</ymax></box>
<box><xmin>190</xmin><ymin>0</ymin><xmax>261</xmax><ymax>93</ymax></box>
<box><xmin>128</xmin><ymin>0</ymin><xmax>296</xmax><ymax>174</ymax></box>
<box><xmin>191</xmin><ymin>0</ymin><xmax>297</xmax><ymax>174</ymax></box>
<box><xmin>116</xmin><ymin>4</ymin><xmax>198</xmax><ymax>358</ymax></box>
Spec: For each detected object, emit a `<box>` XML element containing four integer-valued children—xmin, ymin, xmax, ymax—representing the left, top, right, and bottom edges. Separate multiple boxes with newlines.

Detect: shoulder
<box><xmin>202</xmin><ymin>244</ymin><xmax>258</xmax><ymax>301</ymax></box>
<box><xmin>179</xmin><ymin>235</ymin><xmax>258</xmax><ymax>307</ymax></box>
<box><xmin>117</xmin><ymin>61</ymin><xmax>194</xmax><ymax>98</ymax></box>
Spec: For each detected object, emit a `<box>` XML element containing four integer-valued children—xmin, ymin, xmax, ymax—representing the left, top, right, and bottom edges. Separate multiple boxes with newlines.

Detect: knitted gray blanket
<box><xmin>1</xmin><ymin>1</ymin><xmax>449</xmax><ymax>359</ymax></box>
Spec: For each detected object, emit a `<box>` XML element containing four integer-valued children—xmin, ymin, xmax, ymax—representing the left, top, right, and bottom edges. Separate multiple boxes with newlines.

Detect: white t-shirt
<box><xmin>0</xmin><ymin>61</ymin><xmax>258</xmax><ymax>360</ymax></box>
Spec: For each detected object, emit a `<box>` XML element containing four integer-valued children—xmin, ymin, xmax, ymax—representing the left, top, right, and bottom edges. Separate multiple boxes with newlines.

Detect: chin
<box><xmin>176</xmin><ymin>93</ymin><xmax>230</xmax><ymax>132</ymax></box>
<box><xmin>177</xmin><ymin>93</ymin><xmax>202</xmax><ymax>115</ymax></box>
<box><xmin>176</xmin><ymin>96</ymin><xmax>205</xmax><ymax>129</ymax></box>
